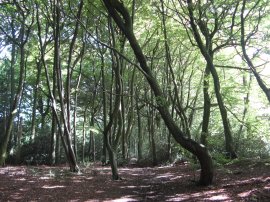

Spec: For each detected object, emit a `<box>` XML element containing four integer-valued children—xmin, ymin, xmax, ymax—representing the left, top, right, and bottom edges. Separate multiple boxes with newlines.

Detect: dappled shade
<box><xmin>0</xmin><ymin>160</ymin><xmax>270</xmax><ymax>201</ymax></box>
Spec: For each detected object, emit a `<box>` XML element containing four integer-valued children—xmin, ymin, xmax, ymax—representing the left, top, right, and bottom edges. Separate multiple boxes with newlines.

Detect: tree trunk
<box><xmin>82</xmin><ymin>108</ymin><xmax>87</xmax><ymax>163</ymax></box>
<box><xmin>148</xmin><ymin>93</ymin><xmax>157</xmax><ymax>166</ymax></box>
<box><xmin>90</xmin><ymin>131</ymin><xmax>96</xmax><ymax>162</ymax></box>
<box><xmin>210</xmin><ymin>64</ymin><xmax>237</xmax><ymax>158</ymax></box>
<box><xmin>136</xmin><ymin>92</ymin><xmax>143</xmax><ymax>162</ymax></box>
<box><xmin>201</xmin><ymin>66</ymin><xmax>211</xmax><ymax>146</ymax></box>
<box><xmin>30</xmin><ymin>61</ymin><xmax>42</xmax><ymax>142</ymax></box>
<box><xmin>235</xmin><ymin>74</ymin><xmax>251</xmax><ymax>152</ymax></box>
<box><xmin>99</xmin><ymin>39</ymin><xmax>107</xmax><ymax>165</ymax></box>
<box><xmin>103</xmin><ymin>0</ymin><xmax>214</xmax><ymax>185</ymax></box>
<box><xmin>50</xmin><ymin>114</ymin><xmax>57</xmax><ymax>165</ymax></box>
<box><xmin>55</xmin><ymin>128</ymin><xmax>60</xmax><ymax>164</ymax></box>
<box><xmin>16</xmin><ymin>117</ymin><xmax>23</xmax><ymax>164</ymax></box>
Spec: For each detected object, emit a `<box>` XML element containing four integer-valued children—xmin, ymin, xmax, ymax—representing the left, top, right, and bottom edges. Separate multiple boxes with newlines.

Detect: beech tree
<box><xmin>102</xmin><ymin>0</ymin><xmax>214</xmax><ymax>185</ymax></box>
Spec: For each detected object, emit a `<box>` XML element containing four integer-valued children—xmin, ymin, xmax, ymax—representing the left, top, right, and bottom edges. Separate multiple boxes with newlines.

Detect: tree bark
<box><xmin>30</xmin><ymin>60</ymin><xmax>42</xmax><ymax>142</ymax></box>
<box><xmin>136</xmin><ymin>90</ymin><xmax>143</xmax><ymax>162</ymax></box>
<box><xmin>15</xmin><ymin>117</ymin><xmax>23</xmax><ymax>164</ymax></box>
<box><xmin>201</xmin><ymin>66</ymin><xmax>211</xmax><ymax>146</ymax></box>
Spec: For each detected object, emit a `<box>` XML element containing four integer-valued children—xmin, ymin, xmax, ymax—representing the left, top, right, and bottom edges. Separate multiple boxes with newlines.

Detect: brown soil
<box><xmin>0</xmin><ymin>159</ymin><xmax>270</xmax><ymax>201</ymax></box>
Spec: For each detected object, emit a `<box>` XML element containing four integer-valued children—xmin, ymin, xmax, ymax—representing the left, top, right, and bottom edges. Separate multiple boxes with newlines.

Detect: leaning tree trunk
<box><xmin>240</xmin><ymin>0</ymin><xmax>270</xmax><ymax>103</ymax></box>
<box><xmin>102</xmin><ymin>0</ymin><xmax>214</xmax><ymax>185</ymax></box>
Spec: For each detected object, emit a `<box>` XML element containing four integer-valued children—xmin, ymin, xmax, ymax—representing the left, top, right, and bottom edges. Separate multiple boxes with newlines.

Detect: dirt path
<box><xmin>0</xmin><ymin>160</ymin><xmax>270</xmax><ymax>201</ymax></box>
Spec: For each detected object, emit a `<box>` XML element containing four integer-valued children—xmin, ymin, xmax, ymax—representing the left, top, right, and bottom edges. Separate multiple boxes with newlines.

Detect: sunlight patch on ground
<box><xmin>207</xmin><ymin>194</ymin><xmax>231</xmax><ymax>201</ymax></box>
<box><xmin>42</xmin><ymin>185</ymin><xmax>66</xmax><ymax>189</ymax></box>
<box><xmin>224</xmin><ymin>176</ymin><xmax>265</xmax><ymax>187</ymax></box>
<box><xmin>167</xmin><ymin>193</ymin><xmax>190</xmax><ymax>201</ymax></box>
<box><xmin>167</xmin><ymin>188</ymin><xmax>231</xmax><ymax>201</ymax></box>
<box><xmin>15</xmin><ymin>177</ymin><xmax>26</xmax><ymax>181</ymax></box>
<box><xmin>155</xmin><ymin>173</ymin><xmax>174</xmax><ymax>179</ymax></box>
<box><xmin>204</xmin><ymin>189</ymin><xmax>226</xmax><ymax>195</ymax></box>
<box><xmin>11</xmin><ymin>193</ymin><xmax>23</xmax><ymax>200</ymax></box>
<box><xmin>139</xmin><ymin>185</ymin><xmax>151</xmax><ymax>188</ymax></box>
<box><xmin>108</xmin><ymin>196</ymin><xmax>138</xmax><ymax>202</ymax></box>
<box><xmin>129</xmin><ymin>173</ymin><xmax>140</xmax><ymax>176</ymax></box>
<box><xmin>122</xmin><ymin>186</ymin><xmax>137</xmax><ymax>189</ymax></box>
<box><xmin>39</xmin><ymin>176</ymin><xmax>51</xmax><ymax>179</ymax></box>
<box><xmin>19</xmin><ymin>188</ymin><xmax>29</xmax><ymax>192</ymax></box>
<box><xmin>204</xmin><ymin>188</ymin><xmax>231</xmax><ymax>201</ymax></box>
<box><xmin>238</xmin><ymin>189</ymin><xmax>257</xmax><ymax>197</ymax></box>
<box><xmin>264</xmin><ymin>185</ymin><xmax>270</xmax><ymax>189</ymax></box>
<box><xmin>171</xmin><ymin>175</ymin><xmax>184</xmax><ymax>180</ymax></box>
<box><xmin>157</xmin><ymin>165</ymin><xmax>172</xmax><ymax>169</ymax></box>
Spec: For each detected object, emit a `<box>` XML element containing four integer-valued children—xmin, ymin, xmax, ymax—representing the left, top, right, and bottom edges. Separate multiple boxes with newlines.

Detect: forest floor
<box><xmin>0</xmin><ymin>159</ymin><xmax>270</xmax><ymax>201</ymax></box>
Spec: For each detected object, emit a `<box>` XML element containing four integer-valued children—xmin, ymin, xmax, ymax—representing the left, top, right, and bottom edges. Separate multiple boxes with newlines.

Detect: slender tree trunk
<box><xmin>30</xmin><ymin>61</ymin><xmax>42</xmax><ymax>142</ymax></box>
<box><xmin>82</xmin><ymin>108</ymin><xmax>87</xmax><ymax>162</ymax></box>
<box><xmin>201</xmin><ymin>66</ymin><xmax>211</xmax><ymax>146</ymax></box>
<box><xmin>9</xmin><ymin>22</ymin><xmax>16</xmax><ymax>115</ymax></box>
<box><xmin>210</xmin><ymin>63</ymin><xmax>237</xmax><ymax>158</ymax></box>
<box><xmin>100</xmin><ymin>51</ymin><xmax>107</xmax><ymax>165</ymax></box>
<box><xmin>148</xmin><ymin>93</ymin><xmax>157</xmax><ymax>166</ymax></box>
<box><xmin>235</xmin><ymin>74</ymin><xmax>251</xmax><ymax>152</ymax></box>
<box><xmin>55</xmin><ymin>127</ymin><xmax>60</xmax><ymax>164</ymax></box>
<box><xmin>240</xmin><ymin>0</ymin><xmax>270</xmax><ymax>103</ymax></box>
<box><xmin>15</xmin><ymin>117</ymin><xmax>23</xmax><ymax>164</ymax></box>
<box><xmin>124</xmin><ymin>69</ymin><xmax>135</xmax><ymax>159</ymax></box>
<box><xmin>136</xmin><ymin>92</ymin><xmax>143</xmax><ymax>162</ymax></box>
<box><xmin>50</xmin><ymin>115</ymin><xmax>57</xmax><ymax>165</ymax></box>
<box><xmin>67</xmin><ymin>0</ymin><xmax>84</xmax><ymax>159</ymax></box>
<box><xmin>89</xmin><ymin>124</ymin><xmax>96</xmax><ymax>162</ymax></box>
<box><xmin>121</xmin><ymin>97</ymin><xmax>127</xmax><ymax>160</ymax></box>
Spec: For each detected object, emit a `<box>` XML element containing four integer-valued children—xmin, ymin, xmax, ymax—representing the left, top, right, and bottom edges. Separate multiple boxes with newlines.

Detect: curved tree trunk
<box><xmin>240</xmin><ymin>0</ymin><xmax>270</xmax><ymax>103</ymax></box>
<box><xmin>102</xmin><ymin>0</ymin><xmax>214</xmax><ymax>185</ymax></box>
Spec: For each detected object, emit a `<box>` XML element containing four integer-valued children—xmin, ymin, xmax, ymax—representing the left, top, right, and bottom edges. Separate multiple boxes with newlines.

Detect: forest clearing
<box><xmin>0</xmin><ymin>159</ymin><xmax>270</xmax><ymax>201</ymax></box>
